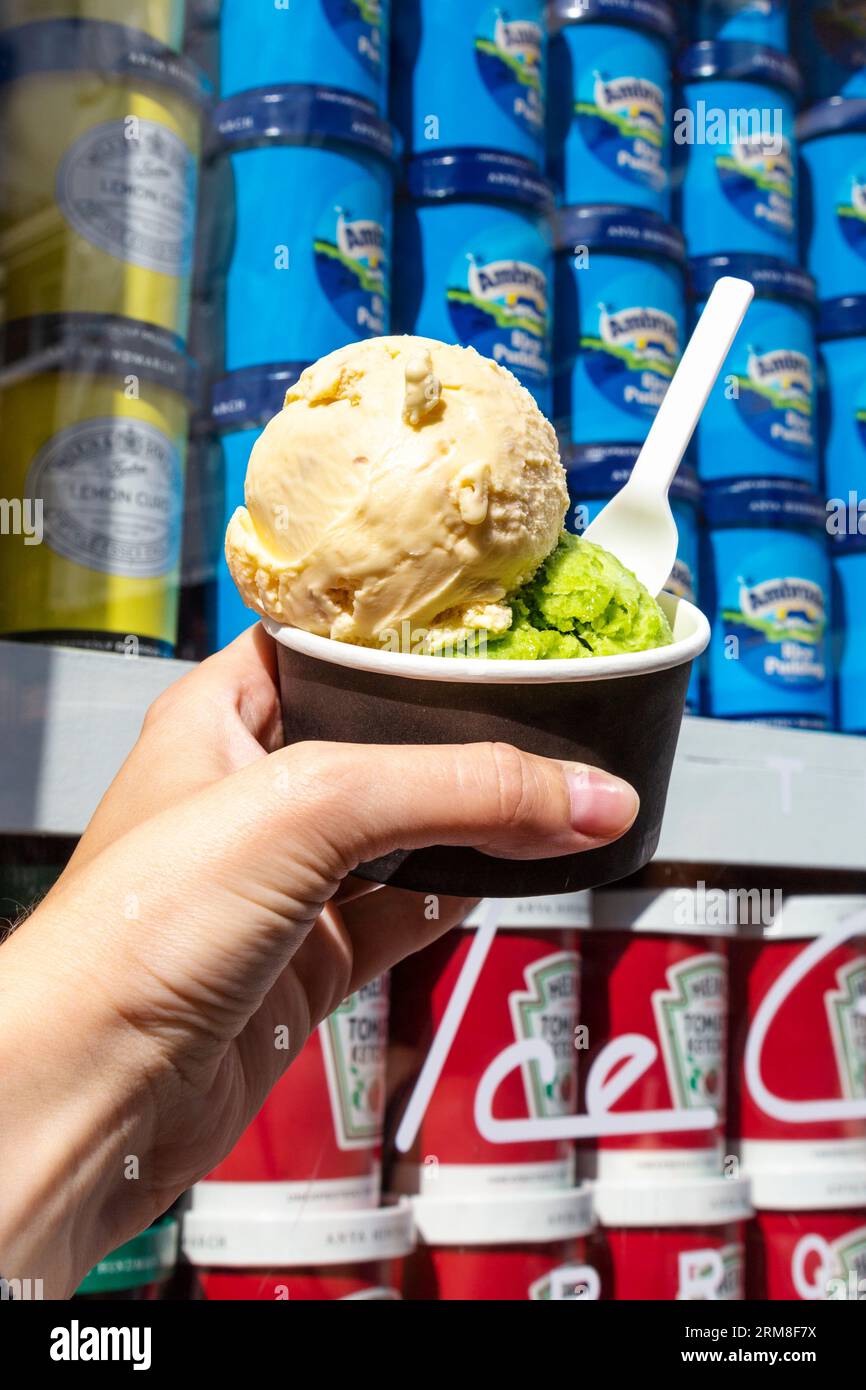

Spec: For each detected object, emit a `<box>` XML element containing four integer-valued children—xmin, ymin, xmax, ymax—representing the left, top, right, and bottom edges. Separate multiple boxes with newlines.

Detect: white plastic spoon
<box><xmin>582</xmin><ymin>275</ymin><xmax>755</xmax><ymax>597</ymax></box>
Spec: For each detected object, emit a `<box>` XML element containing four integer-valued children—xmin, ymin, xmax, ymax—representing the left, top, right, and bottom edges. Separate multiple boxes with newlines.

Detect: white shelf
<box><xmin>1</xmin><ymin>641</ymin><xmax>865</xmax><ymax>874</ymax></box>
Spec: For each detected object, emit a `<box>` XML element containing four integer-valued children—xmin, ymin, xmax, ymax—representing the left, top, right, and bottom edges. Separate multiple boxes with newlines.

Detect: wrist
<box><xmin>0</xmin><ymin>919</ymin><xmax>159</xmax><ymax>1298</ymax></box>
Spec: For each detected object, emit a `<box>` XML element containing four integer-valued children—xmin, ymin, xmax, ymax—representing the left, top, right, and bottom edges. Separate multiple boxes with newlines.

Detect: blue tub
<box><xmin>564</xmin><ymin>443</ymin><xmax>702</xmax><ymax>709</ymax></box>
<box><xmin>800</xmin><ymin>99</ymin><xmax>866</xmax><ymax>304</ymax></box>
<box><xmin>553</xmin><ymin>205</ymin><xmax>685</xmax><ymax>447</ymax></box>
<box><xmin>702</xmin><ymin>479</ymin><xmax>833</xmax><ymax>729</ymax></box>
<box><xmin>393</xmin><ymin>150</ymin><xmax>553</xmax><ymax>413</ymax></box>
<box><xmin>547</xmin><ymin>0</ymin><xmax>675</xmax><ymax>217</ymax></box>
<box><xmin>214</xmin><ymin>85</ymin><xmax>394</xmax><ymax>373</ymax></box>
<box><xmin>220</xmin><ymin>0</ymin><xmax>391</xmax><ymax>113</ymax></box>
<box><xmin>818</xmin><ymin>294</ymin><xmax>866</xmax><ymax>513</ymax></box>
<box><xmin>213</xmin><ymin>364</ymin><xmax>308</xmax><ymax>649</ymax></box>
<box><xmin>795</xmin><ymin>1</ymin><xmax>866</xmax><ymax>103</ymax></box>
<box><xmin>677</xmin><ymin>42</ymin><xmax>801</xmax><ymax>263</ymax></box>
<box><xmin>392</xmin><ymin>0</ymin><xmax>546</xmax><ymax>165</ymax></box>
<box><xmin>690</xmin><ymin>254</ymin><xmax>819</xmax><ymax>487</ymax></box>
<box><xmin>833</xmin><ymin>538</ymin><xmax>866</xmax><ymax>734</ymax></box>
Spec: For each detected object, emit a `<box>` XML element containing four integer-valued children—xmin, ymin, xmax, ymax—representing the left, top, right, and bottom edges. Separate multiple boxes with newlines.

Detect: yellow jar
<box><xmin>0</xmin><ymin>20</ymin><xmax>205</xmax><ymax>339</ymax></box>
<box><xmin>0</xmin><ymin>3</ymin><xmax>187</xmax><ymax>51</ymax></box>
<box><xmin>0</xmin><ymin>315</ymin><xmax>195</xmax><ymax>656</ymax></box>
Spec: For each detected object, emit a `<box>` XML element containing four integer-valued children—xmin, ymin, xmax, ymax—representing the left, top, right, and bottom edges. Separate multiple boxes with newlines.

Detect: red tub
<box><xmin>405</xmin><ymin>1187</ymin><xmax>597</xmax><ymax>1301</ymax></box>
<box><xmin>389</xmin><ymin>898</ymin><xmax>585</xmax><ymax>1197</ymax></box>
<box><xmin>748</xmin><ymin>1169</ymin><xmax>866</xmax><ymax>1301</ymax></box>
<box><xmin>591</xmin><ymin>1177</ymin><xmax>752</xmax><ymax>1300</ymax></box>
<box><xmin>728</xmin><ymin>897</ymin><xmax>866</xmax><ymax>1176</ymax></box>
<box><xmin>204</xmin><ymin>975</ymin><xmax>389</xmax><ymax>1212</ymax></box>
<box><xmin>579</xmin><ymin>890</ymin><xmax>729</xmax><ymax>1182</ymax></box>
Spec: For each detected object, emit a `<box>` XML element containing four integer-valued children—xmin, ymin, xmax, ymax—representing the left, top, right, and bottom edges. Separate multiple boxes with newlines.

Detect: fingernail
<box><xmin>565</xmin><ymin>767</ymin><xmax>639</xmax><ymax>841</ymax></box>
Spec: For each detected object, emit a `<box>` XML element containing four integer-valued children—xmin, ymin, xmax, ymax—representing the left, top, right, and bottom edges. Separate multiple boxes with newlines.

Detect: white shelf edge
<box><xmin>1</xmin><ymin>643</ymin><xmax>865</xmax><ymax>873</ymax></box>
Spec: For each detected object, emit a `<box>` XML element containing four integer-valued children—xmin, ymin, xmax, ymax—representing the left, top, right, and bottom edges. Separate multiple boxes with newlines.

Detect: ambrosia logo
<box><xmin>475</xmin><ymin>7</ymin><xmax>543</xmax><ymax>135</ymax></box>
<box><xmin>593</xmin><ymin>73</ymin><xmax>665</xmax><ymax>134</ymax></box>
<box><xmin>732</xmin><ymin>133</ymin><xmax>793</xmax><ymax>188</ymax></box>
<box><xmin>738</xmin><ymin>576</ymin><xmax>825</xmax><ymax>636</ymax></box>
<box><xmin>599</xmin><ymin>304</ymin><xmax>679</xmax><ymax>365</ymax></box>
<box><xmin>467</xmin><ymin>257</ymin><xmax>547</xmax><ymax>330</ymax></box>
<box><xmin>314</xmin><ymin>194</ymin><xmax>387</xmax><ymax>335</ymax></box>
<box><xmin>336</xmin><ymin>211</ymin><xmax>385</xmax><ymax>281</ymax></box>
<box><xmin>747</xmin><ymin>348</ymin><xmax>812</xmax><ymax>401</ymax></box>
<box><xmin>493</xmin><ymin>15</ymin><xmax>542</xmax><ymax>65</ymax></box>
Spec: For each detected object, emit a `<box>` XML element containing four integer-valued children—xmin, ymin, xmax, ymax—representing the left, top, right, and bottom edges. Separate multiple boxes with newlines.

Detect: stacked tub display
<box><xmin>386</xmin><ymin>894</ymin><xmax>595</xmax><ymax>1300</ymax></box>
<box><xmin>0</xmin><ymin>17</ymin><xmax>206</xmax><ymax>655</ymax></box>
<box><xmin>191</xmin><ymin>5</ymin><xmax>396</xmax><ymax>650</ymax></box>
<box><xmin>181</xmin><ymin>972</ymin><xmax>417</xmax><ymax>1300</ymax></box>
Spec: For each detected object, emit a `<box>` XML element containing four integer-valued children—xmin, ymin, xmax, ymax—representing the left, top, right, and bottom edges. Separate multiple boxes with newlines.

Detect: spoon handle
<box><xmin>630</xmin><ymin>275</ymin><xmax>755</xmax><ymax>496</ymax></box>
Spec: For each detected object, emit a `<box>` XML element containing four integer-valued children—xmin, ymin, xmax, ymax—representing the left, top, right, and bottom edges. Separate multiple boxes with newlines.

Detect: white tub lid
<box><xmin>463</xmin><ymin>894</ymin><xmax>591</xmax><ymax>929</ymax></box>
<box><xmin>750</xmin><ymin>1168</ymin><xmax>866</xmax><ymax>1212</ymax></box>
<box><xmin>181</xmin><ymin>1197</ymin><xmax>414</xmax><ymax>1267</ymax></box>
<box><xmin>591</xmin><ymin>889</ymin><xmax>736</xmax><ymax>936</ymax></box>
<box><xmin>737</xmin><ymin>896</ymin><xmax>866</xmax><ymax>941</ymax></box>
<box><xmin>592</xmin><ymin>1176</ymin><xmax>753</xmax><ymax>1228</ymax></box>
<box><xmin>409</xmin><ymin>1185</ymin><xmax>595</xmax><ymax>1246</ymax></box>
<box><xmin>592</xmin><ymin>890</ymin><xmax>866</xmax><ymax>940</ymax></box>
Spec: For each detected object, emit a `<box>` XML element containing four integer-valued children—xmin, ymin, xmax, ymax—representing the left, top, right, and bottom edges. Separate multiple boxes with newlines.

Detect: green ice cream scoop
<box><xmin>459</xmin><ymin>532</ymin><xmax>674</xmax><ymax>660</ymax></box>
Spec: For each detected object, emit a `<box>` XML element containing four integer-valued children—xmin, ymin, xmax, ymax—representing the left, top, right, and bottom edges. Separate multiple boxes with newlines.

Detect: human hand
<box><xmin>0</xmin><ymin>626</ymin><xmax>637</xmax><ymax>1296</ymax></box>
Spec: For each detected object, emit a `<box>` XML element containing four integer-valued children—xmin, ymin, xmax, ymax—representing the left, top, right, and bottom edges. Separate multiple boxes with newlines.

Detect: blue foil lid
<box><xmin>214</xmin><ymin>85</ymin><xmax>395</xmax><ymax>163</ymax></box>
<box><xmin>555</xmin><ymin>205</ymin><xmax>685</xmax><ymax>264</ymax></box>
<box><xmin>0</xmin><ymin>313</ymin><xmax>199</xmax><ymax>400</ymax></box>
<box><xmin>0</xmin><ymin>18</ymin><xmax>211</xmax><ymax>104</ymax></box>
<box><xmin>798</xmin><ymin>98</ymin><xmax>866</xmax><ymax>144</ymax></box>
<box><xmin>704</xmin><ymin>479</ymin><xmax>828</xmax><ymax>531</ymax></box>
<box><xmin>832</xmin><ymin>531</ymin><xmax>866</xmax><ymax>557</ymax></box>
<box><xmin>405</xmin><ymin>149</ymin><xmax>553</xmax><ymax>213</ymax></box>
<box><xmin>212</xmin><ymin>364</ymin><xmax>309</xmax><ymax>430</ymax></box>
<box><xmin>677</xmin><ymin>40</ymin><xmax>802</xmax><ymax>97</ymax></box>
<box><xmin>817</xmin><ymin>295</ymin><xmax>866</xmax><ymax>341</ymax></box>
<box><xmin>548</xmin><ymin>0</ymin><xmax>676</xmax><ymax>40</ymax></box>
<box><xmin>690</xmin><ymin>255</ymin><xmax>816</xmax><ymax>307</ymax></box>
<box><xmin>563</xmin><ymin>444</ymin><xmax>701</xmax><ymax>507</ymax></box>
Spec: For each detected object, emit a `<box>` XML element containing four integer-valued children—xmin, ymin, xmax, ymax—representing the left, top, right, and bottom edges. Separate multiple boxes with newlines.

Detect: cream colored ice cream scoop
<box><xmin>225</xmin><ymin>336</ymin><xmax>568</xmax><ymax>647</ymax></box>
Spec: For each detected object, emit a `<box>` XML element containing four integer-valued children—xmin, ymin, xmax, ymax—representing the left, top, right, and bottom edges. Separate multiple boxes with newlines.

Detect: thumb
<box><xmin>260</xmin><ymin>739</ymin><xmax>639</xmax><ymax>880</ymax></box>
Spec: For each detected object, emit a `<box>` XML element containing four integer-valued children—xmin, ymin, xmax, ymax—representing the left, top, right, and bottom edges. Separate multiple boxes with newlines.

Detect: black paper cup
<box><xmin>267</xmin><ymin>596</ymin><xmax>710</xmax><ymax>897</ymax></box>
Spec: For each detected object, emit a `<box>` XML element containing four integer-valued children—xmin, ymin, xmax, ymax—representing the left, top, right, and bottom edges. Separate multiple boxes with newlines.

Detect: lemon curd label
<box><xmin>320</xmin><ymin>975</ymin><xmax>389</xmax><ymax>1150</ymax></box>
<box><xmin>56</xmin><ymin>118</ymin><xmax>196</xmax><ymax>276</ymax></box>
<box><xmin>25</xmin><ymin>417</ymin><xmax>183</xmax><ymax>579</ymax></box>
<box><xmin>509</xmin><ymin>951</ymin><xmax>580</xmax><ymax>1119</ymax></box>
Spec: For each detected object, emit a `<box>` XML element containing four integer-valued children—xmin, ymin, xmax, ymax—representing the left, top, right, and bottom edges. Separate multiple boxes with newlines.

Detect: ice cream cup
<box><xmin>590</xmin><ymin>1175</ymin><xmax>752</xmax><ymax>1301</ymax></box>
<box><xmin>201</xmin><ymin>974</ymin><xmax>389</xmax><ymax>1211</ymax></box>
<box><xmin>727</xmin><ymin>897</ymin><xmax>866</xmax><ymax>1175</ymax></box>
<box><xmin>577</xmin><ymin>889</ymin><xmax>730</xmax><ymax>1183</ymax></box>
<box><xmin>404</xmin><ymin>1187</ymin><xmax>598</xmax><ymax>1301</ymax></box>
<box><xmin>183</xmin><ymin>1198</ymin><xmax>413</xmax><ymax>1301</ymax></box>
<box><xmin>266</xmin><ymin>592</ymin><xmax>710</xmax><ymax>896</ymax></box>
<box><xmin>387</xmin><ymin>902</ymin><xmax>584</xmax><ymax>1197</ymax></box>
<box><xmin>747</xmin><ymin>1169</ymin><xmax>866</xmax><ymax>1301</ymax></box>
